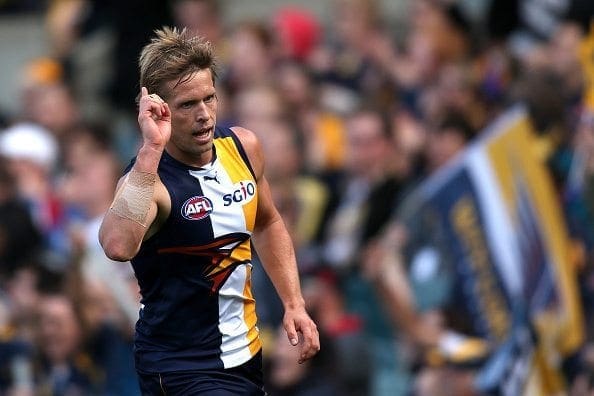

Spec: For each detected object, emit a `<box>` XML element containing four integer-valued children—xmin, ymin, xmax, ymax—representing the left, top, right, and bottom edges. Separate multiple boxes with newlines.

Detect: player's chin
<box><xmin>194</xmin><ymin>141</ymin><xmax>214</xmax><ymax>155</ymax></box>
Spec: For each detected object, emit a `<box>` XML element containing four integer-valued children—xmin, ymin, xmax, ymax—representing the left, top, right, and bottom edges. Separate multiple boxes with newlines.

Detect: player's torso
<box><xmin>131</xmin><ymin>127</ymin><xmax>261</xmax><ymax>372</ymax></box>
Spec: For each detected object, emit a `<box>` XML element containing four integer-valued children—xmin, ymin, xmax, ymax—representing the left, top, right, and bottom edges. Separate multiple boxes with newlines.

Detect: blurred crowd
<box><xmin>1</xmin><ymin>0</ymin><xmax>594</xmax><ymax>395</ymax></box>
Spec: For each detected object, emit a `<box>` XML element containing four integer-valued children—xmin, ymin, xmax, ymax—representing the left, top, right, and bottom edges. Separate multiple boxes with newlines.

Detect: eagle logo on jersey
<box><xmin>157</xmin><ymin>233</ymin><xmax>251</xmax><ymax>294</ymax></box>
<box><xmin>181</xmin><ymin>196</ymin><xmax>213</xmax><ymax>220</ymax></box>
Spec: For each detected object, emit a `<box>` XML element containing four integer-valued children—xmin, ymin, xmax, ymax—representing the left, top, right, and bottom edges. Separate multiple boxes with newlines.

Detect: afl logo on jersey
<box><xmin>223</xmin><ymin>180</ymin><xmax>256</xmax><ymax>206</ymax></box>
<box><xmin>181</xmin><ymin>196</ymin><xmax>213</xmax><ymax>220</ymax></box>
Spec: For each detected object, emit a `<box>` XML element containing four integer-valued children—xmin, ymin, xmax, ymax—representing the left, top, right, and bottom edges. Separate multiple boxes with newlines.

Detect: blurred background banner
<box><xmin>400</xmin><ymin>106</ymin><xmax>585</xmax><ymax>395</ymax></box>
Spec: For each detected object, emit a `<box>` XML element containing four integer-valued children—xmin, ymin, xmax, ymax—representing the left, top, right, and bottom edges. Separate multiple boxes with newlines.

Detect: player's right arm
<box><xmin>99</xmin><ymin>87</ymin><xmax>171</xmax><ymax>262</ymax></box>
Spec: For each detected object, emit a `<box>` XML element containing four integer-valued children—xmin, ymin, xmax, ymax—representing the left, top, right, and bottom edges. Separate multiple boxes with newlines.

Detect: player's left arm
<box><xmin>231</xmin><ymin>126</ymin><xmax>320</xmax><ymax>364</ymax></box>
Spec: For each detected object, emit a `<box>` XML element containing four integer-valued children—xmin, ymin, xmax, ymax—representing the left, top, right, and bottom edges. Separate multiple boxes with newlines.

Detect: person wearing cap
<box><xmin>0</xmin><ymin>122</ymin><xmax>66</xmax><ymax>262</ymax></box>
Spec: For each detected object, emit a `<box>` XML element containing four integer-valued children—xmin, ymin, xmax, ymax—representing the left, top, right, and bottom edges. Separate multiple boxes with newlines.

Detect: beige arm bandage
<box><xmin>109</xmin><ymin>170</ymin><xmax>157</xmax><ymax>227</ymax></box>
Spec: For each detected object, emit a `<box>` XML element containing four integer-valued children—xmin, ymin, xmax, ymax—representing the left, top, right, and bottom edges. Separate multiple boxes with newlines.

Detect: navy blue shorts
<box><xmin>137</xmin><ymin>351</ymin><xmax>264</xmax><ymax>395</ymax></box>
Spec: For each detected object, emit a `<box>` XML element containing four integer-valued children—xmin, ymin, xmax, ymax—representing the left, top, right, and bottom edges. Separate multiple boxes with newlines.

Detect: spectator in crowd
<box><xmin>224</xmin><ymin>21</ymin><xmax>278</xmax><ymax>96</ymax></box>
<box><xmin>58</xmin><ymin>122</ymin><xmax>140</xmax><ymax>330</ymax></box>
<box><xmin>299</xmin><ymin>268</ymin><xmax>369</xmax><ymax>395</ymax></box>
<box><xmin>22</xmin><ymin>80</ymin><xmax>81</xmax><ymax>146</ymax></box>
<box><xmin>232</xmin><ymin>83</ymin><xmax>287</xmax><ymax>133</ymax></box>
<box><xmin>274</xmin><ymin>61</ymin><xmax>347</xmax><ymax>177</ymax></box>
<box><xmin>486</xmin><ymin>0</ymin><xmax>594</xmax><ymax>67</ymax></box>
<box><xmin>0</xmin><ymin>122</ymin><xmax>71</xmax><ymax>270</ymax></box>
<box><xmin>320</xmin><ymin>106</ymin><xmax>411</xmax><ymax>396</ymax></box>
<box><xmin>0</xmin><ymin>287</ymin><xmax>34</xmax><ymax>395</ymax></box>
<box><xmin>423</xmin><ymin>109</ymin><xmax>475</xmax><ymax>174</ymax></box>
<box><xmin>56</xmin><ymin>122</ymin><xmax>141</xmax><ymax>396</ymax></box>
<box><xmin>0</xmin><ymin>157</ymin><xmax>42</xmax><ymax>279</ymax></box>
<box><xmin>33</xmin><ymin>293</ymin><xmax>96</xmax><ymax>395</ymax></box>
<box><xmin>171</xmin><ymin>0</ymin><xmax>225</xmax><ymax>50</ymax></box>
<box><xmin>272</xmin><ymin>5</ymin><xmax>321</xmax><ymax>64</ymax></box>
<box><xmin>69</xmin><ymin>270</ymin><xmax>141</xmax><ymax>396</ymax></box>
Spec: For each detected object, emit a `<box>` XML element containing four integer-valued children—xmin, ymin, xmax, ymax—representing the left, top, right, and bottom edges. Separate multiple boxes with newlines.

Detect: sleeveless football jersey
<box><xmin>130</xmin><ymin>127</ymin><xmax>262</xmax><ymax>373</ymax></box>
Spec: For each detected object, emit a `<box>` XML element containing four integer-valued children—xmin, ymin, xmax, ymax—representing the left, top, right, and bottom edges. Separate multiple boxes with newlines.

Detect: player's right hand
<box><xmin>138</xmin><ymin>86</ymin><xmax>171</xmax><ymax>150</ymax></box>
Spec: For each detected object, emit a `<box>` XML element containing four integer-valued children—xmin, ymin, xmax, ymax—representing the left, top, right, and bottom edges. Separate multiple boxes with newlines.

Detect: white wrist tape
<box><xmin>110</xmin><ymin>170</ymin><xmax>156</xmax><ymax>227</ymax></box>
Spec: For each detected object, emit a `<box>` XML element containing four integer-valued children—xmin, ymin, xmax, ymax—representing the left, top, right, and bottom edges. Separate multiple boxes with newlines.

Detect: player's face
<box><xmin>165</xmin><ymin>69</ymin><xmax>217</xmax><ymax>167</ymax></box>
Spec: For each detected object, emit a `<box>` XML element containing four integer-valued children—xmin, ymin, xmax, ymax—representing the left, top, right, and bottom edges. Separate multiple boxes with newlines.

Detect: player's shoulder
<box><xmin>215</xmin><ymin>125</ymin><xmax>259</xmax><ymax>152</ymax></box>
<box><xmin>229</xmin><ymin>126</ymin><xmax>263</xmax><ymax>177</ymax></box>
<box><xmin>229</xmin><ymin>126</ymin><xmax>259</xmax><ymax>147</ymax></box>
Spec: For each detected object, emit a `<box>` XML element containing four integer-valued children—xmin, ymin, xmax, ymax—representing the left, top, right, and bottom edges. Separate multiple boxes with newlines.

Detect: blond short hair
<box><xmin>139</xmin><ymin>26</ymin><xmax>218</xmax><ymax>99</ymax></box>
